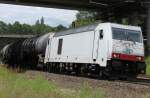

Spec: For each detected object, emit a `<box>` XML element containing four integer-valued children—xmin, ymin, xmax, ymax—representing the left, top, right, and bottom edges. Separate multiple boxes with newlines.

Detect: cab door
<box><xmin>97</xmin><ymin>29</ymin><xmax>107</xmax><ymax>67</ymax></box>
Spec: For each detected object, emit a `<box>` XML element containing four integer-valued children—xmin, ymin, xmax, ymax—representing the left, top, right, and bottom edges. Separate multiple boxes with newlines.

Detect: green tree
<box><xmin>0</xmin><ymin>21</ymin><xmax>8</xmax><ymax>34</ymax></box>
<box><xmin>71</xmin><ymin>11</ymin><xmax>98</xmax><ymax>28</ymax></box>
<box><xmin>41</xmin><ymin>17</ymin><xmax>45</xmax><ymax>25</ymax></box>
<box><xmin>22</xmin><ymin>24</ymin><xmax>33</xmax><ymax>34</ymax></box>
<box><xmin>0</xmin><ymin>17</ymin><xmax>67</xmax><ymax>35</ymax></box>
<box><xmin>55</xmin><ymin>25</ymin><xmax>67</xmax><ymax>32</ymax></box>
<box><xmin>11</xmin><ymin>21</ymin><xmax>23</xmax><ymax>34</ymax></box>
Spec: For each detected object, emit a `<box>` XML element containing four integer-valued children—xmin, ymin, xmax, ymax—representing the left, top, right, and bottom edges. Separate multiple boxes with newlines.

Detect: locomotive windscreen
<box><xmin>112</xmin><ymin>28</ymin><xmax>142</xmax><ymax>43</ymax></box>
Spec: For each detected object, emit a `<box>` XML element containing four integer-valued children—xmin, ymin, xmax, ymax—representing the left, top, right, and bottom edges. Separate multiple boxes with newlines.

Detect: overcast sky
<box><xmin>0</xmin><ymin>3</ymin><xmax>78</xmax><ymax>27</ymax></box>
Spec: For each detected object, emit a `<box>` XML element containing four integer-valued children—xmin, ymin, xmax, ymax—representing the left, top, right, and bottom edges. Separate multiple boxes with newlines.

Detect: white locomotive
<box><xmin>44</xmin><ymin>23</ymin><xmax>146</xmax><ymax>77</ymax></box>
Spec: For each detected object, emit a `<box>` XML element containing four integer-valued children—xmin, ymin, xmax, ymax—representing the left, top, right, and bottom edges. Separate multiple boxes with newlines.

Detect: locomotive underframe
<box><xmin>107</xmin><ymin>59</ymin><xmax>146</xmax><ymax>77</ymax></box>
<box><xmin>41</xmin><ymin>58</ymin><xmax>146</xmax><ymax>79</ymax></box>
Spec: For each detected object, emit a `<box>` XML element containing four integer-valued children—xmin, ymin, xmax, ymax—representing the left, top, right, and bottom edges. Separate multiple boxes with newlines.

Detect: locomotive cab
<box><xmin>109</xmin><ymin>24</ymin><xmax>146</xmax><ymax>75</ymax></box>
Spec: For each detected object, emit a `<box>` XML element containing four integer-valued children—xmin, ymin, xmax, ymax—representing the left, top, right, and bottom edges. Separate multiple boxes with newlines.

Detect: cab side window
<box><xmin>57</xmin><ymin>39</ymin><xmax>63</xmax><ymax>55</ymax></box>
<box><xmin>99</xmin><ymin>30</ymin><xmax>104</xmax><ymax>39</ymax></box>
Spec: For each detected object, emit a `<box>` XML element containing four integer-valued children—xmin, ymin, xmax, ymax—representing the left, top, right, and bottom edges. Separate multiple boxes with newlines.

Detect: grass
<box><xmin>0</xmin><ymin>66</ymin><xmax>106</xmax><ymax>98</ymax></box>
<box><xmin>77</xmin><ymin>84</ymin><xmax>105</xmax><ymax>98</ymax></box>
<box><xmin>146</xmin><ymin>57</ymin><xmax>150</xmax><ymax>75</ymax></box>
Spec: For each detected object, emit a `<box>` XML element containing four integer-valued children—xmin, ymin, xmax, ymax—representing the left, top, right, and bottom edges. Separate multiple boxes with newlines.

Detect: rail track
<box><xmin>2</xmin><ymin>64</ymin><xmax>150</xmax><ymax>86</ymax></box>
<box><xmin>57</xmin><ymin>72</ymin><xmax>150</xmax><ymax>86</ymax></box>
<box><xmin>41</xmin><ymin>69</ymin><xmax>150</xmax><ymax>86</ymax></box>
<box><xmin>115</xmin><ymin>75</ymin><xmax>150</xmax><ymax>86</ymax></box>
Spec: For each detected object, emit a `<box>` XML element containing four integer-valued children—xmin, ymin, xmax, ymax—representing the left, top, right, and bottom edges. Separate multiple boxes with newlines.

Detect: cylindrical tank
<box><xmin>21</xmin><ymin>33</ymin><xmax>54</xmax><ymax>55</ymax></box>
<box><xmin>0</xmin><ymin>32</ymin><xmax>54</xmax><ymax>67</ymax></box>
<box><xmin>21</xmin><ymin>37</ymin><xmax>38</xmax><ymax>54</ymax></box>
<box><xmin>1</xmin><ymin>40</ymin><xmax>24</xmax><ymax>65</ymax></box>
<box><xmin>35</xmin><ymin>33</ymin><xmax>54</xmax><ymax>54</ymax></box>
<box><xmin>0</xmin><ymin>44</ymin><xmax>11</xmax><ymax>63</ymax></box>
<box><xmin>20</xmin><ymin>33</ymin><xmax>54</xmax><ymax>67</ymax></box>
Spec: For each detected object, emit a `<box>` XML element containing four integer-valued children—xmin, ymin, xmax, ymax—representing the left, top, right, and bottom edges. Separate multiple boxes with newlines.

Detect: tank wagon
<box><xmin>0</xmin><ymin>22</ymin><xmax>146</xmax><ymax>78</ymax></box>
<box><xmin>0</xmin><ymin>33</ymin><xmax>53</xmax><ymax>70</ymax></box>
<box><xmin>44</xmin><ymin>23</ymin><xmax>146</xmax><ymax>77</ymax></box>
<box><xmin>21</xmin><ymin>33</ymin><xmax>53</xmax><ymax>69</ymax></box>
<box><xmin>0</xmin><ymin>40</ymin><xmax>24</xmax><ymax>66</ymax></box>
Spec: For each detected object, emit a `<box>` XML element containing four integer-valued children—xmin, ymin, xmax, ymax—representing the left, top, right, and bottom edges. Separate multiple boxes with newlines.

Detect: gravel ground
<box><xmin>26</xmin><ymin>71</ymin><xmax>150</xmax><ymax>98</ymax></box>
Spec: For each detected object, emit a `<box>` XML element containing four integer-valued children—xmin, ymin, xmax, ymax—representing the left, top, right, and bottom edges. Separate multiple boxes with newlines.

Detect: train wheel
<box><xmin>98</xmin><ymin>71</ymin><xmax>103</xmax><ymax>79</ymax></box>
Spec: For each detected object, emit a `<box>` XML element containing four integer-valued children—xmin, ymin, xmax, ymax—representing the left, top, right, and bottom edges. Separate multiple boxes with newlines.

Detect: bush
<box><xmin>146</xmin><ymin>57</ymin><xmax>150</xmax><ymax>75</ymax></box>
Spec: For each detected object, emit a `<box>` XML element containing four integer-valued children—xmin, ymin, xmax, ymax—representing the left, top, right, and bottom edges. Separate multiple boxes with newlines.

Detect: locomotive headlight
<box><xmin>113</xmin><ymin>54</ymin><xmax>117</xmax><ymax>58</ymax></box>
<box><xmin>136</xmin><ymin>56</ymin><xmax>143</xmax><ymax>61</ymax></box>
<box><xmin>112</xmin><ymin>53</ymin><xmax>120</xmax><ymax>58</ymax></box>
<box><xmin>138</xmin><ymin>57</ymin><xmax>142</xmax><ymax>61</ymax></box>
